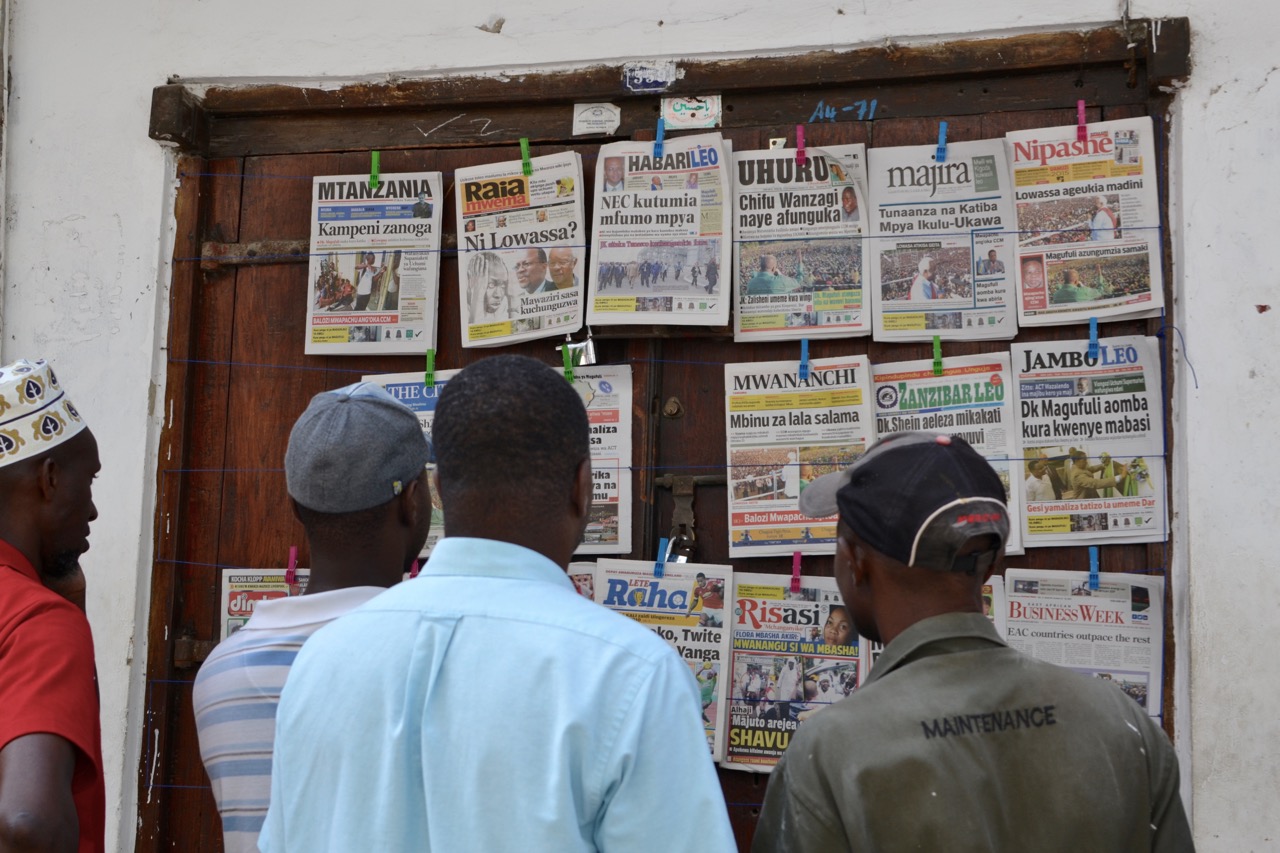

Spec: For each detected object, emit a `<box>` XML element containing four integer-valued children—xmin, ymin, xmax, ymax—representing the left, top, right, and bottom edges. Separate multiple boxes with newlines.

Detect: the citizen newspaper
<box><xmin>725</xmin><ymin>356</ymin><xmax>875</xmax><ymax>558</ymax></box>
<box><xmin>723</xmin><ymin>572</ymin><xmax>859</xmax><ymax>772</ymax></box>
<box><xmin>1006</xmin><ymin>116</ymin><xmax>1163</xmax><ymax>325</ymax></box>
<box><xmin>305</xmin><ymin>172</ymin><xmax>444</xmax><ymax>355</ymax></box>
<box><xmin>871</xmin><ymin>352</ymin><xmax>1024</xmax><ymax>554</ymax></box>
<box><xmin>1011</xmin><ymin>335</ymin><xmax>1167</xmax><ymax>546</ymax></box>
<box><xmin>586</xmin><ymin>132</ymin><xmax>732</xmax><ymax>328</ymax></box>
<box><xmin>867</xmin><ymin>139</ymin><xmax>1017</xmax><ymax>340</ymax></box>
<box><xmin>455</xmin><ymin>152</ymin><xmax>586</xmax><ymax>347</ymax></box>
<box><xmin>366</xmin><ymin>364</ymin><xmax>634</xmax><ymax>555</ymax></box>
<box><xmin>218</xmin><ymin>568</ymin><xmax>310</xmax><ymax>641</ymax></box>
<box><xmin>593</xmin><ymin>559</ymin><xmax>733</xmax><ymax>760</ymax></box>
<box><xmin>1005</xmin><ymin>568</ymin><xmax>1165</xmax><ymax>717</ymax></box>
<box><xmin>732</xmin><ymin>144</ymin><xmax>869</xmax><ymax>342</ymax></box>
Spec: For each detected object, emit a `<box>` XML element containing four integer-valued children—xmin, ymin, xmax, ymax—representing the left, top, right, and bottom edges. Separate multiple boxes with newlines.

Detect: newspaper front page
<box><xmin>866</xmin><ymin>139</ymin><xmax>1018</xmax><ymax>340</ymax></box>
<box><xmin>725</xmin><ymin>356</ymin><xmax>875</xmax><ymax>558</ymax></box>
<box><xmin>731</xmin><ymin>144</ymin><xmax>869</xmax><ymax>342</ymax></box>
<box><xmin>567</xmin><ymin>561</ymin><xmax>597</xmax><ymax>600</ymax></box>
<box><xmin>1005</xmin><ymin>568</ymin><xmax>1165</xmax><ymax>717</ymax></box>
<box><xmin>1011</xmin><ymin>335</ymin><xmax>1166</xmax><ymax>546</ymax></box>
<box><xmin>594</xmin><ymin>559</ymin><xmax>733</xmax><ymax>760</ymax></box>
<box><xmin>871</xmin><ymin>352</ymin><xmax>1024</xmax><ymax>554</ymax></box>
<box><xmin>586</xmin><ymin>132</ymin><xmax>732</xmax><ymax>328</ymax></box>
<box><xmin>218</xmin><ymin>568</ymin><xmax>310</xmax><ymax>641</ymax></box>
<box><xmin>1006</xmin><ymin>116</ymin><xmax>1163</xmax><ymax>325</ymax></box>
<box><xmin>455</xmin><ymin>152</ymin><xmax>586</xmax><ymax>347</ymax></box>
<box><xmin>305</xmin><ymin>172</ymin><xmax>444</xmax><ymax>355</ymax></box>
<box><xmin>723</xmin><ymin>573</ymin><xmax>858</xmax><ymax>773</ymax></box>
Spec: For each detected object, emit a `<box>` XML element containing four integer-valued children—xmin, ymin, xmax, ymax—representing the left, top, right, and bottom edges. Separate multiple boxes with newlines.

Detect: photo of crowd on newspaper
<box><xmin>581</xmin><ymin>504</ymin><xmax>620</xmax><ymax>546</ymax></box>
<box><xmin>1017</xmin><ymin>193</ymin><xmax>1123</xmax><ymax>246</ymax></box>
<box><xmin>730</xmin><ymin>444</ymin><xmax>864</xmax><ymax>505</ymax></box>
<box><xmin>594</xmin><ymin>238</ymin><xmax>723</xmax><ymax>296</ymax></box>
<box><xmin>738</xmin><ymin>240</ymin><xmax>862</xmax><ymax>296</ymax></box>
<box><xmin>1022</xmin><ymin>446</ymin><xmax>1154</xmax><ymax>503</ymax></box>
<box><xmin>731</xmin><ymin>655</ymin><xmax>858</xmax><ymax>724</ymax></box>
<box><xmin>879</xmin><ymin>245</ymin><xmax>974</xmax><ymax>302</ymax></box>
<box><xmin>313</xmin><ymin>249</ymin><xmax>404</xmax><ymax>313</ymax></box>
<box><xmin>1090</xmin><ymin>671</ymin><xmax>1149</xmax><ymax>708</ymax></box>
<box><xmin>1029</xmin><ymin>254</ymin><xmax>1153</xmax><ymax>305</ymax></box>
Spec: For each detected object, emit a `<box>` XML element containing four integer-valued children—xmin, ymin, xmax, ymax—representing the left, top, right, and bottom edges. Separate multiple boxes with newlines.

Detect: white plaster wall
<box><xmin>3</xmin><ymin>0</ymin><xmax>1275</xmax><ymax>849</ymax></box>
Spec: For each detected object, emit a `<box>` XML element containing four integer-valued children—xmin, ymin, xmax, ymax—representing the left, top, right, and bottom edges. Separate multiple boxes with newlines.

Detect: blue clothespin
<box><xmin>799</xmin><ymin>339</ymin><xmax>810</xmax><ymax>381</ymax></box>
<box><xmin>369</xmin><ymin>151</ymin><xmax>381</xmax><ymax>189</ymax></box>
<box><xmin>654</xmin><ymin>118</ymin><xmax>665</xmax><ymax>159</ymax></box>
<box><xmin>1088</xmin><ymin>546</ymin><xmax>1100</xmax><ymax>591</ymax></box>
<box><xmin>935</xmin><ymin>122</ymin><xmax>948</xmax><ymax>163</ymax></box>
<box><xmin>932</xmin><ymin>335</ymin><xmax>943</xmax><ymax>376</ymax></box>
<box><xmin>654</xmin><ymin>537</ymin><xmax>669</xmax><ymax>578</ymax></box>
<box><xmin>519</xmin><ymin>138</ymin><xmax>532</xmax><ymax>177</ymax></box>
<box><xmin>1088</xmin><ymin>318</ymin><xmax>1099</xmax><ymax>360</ymax></box>
<box><xmin>424</xmin><ymin>349</ymin><xmax>435</xmax><ymax>388</ymax></box>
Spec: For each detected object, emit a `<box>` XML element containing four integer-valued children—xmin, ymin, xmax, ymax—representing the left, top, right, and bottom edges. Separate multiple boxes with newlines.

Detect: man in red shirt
<box><xmin>0</xmin><ymin>359</ymin><xmax>105</xmax><ymax>853</ymax></box>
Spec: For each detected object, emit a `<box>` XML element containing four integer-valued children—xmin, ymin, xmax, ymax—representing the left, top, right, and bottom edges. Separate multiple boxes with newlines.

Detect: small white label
<box><xmin>624</xmin><ymin>60</ymin><xmax>680</xmax><ymax>93</ymax></box>
<box><xmin>662</xmin><ymin>95</ymin><xmax>722</xmax><ymax>129</ymax></box>
<box><xmin>572</xmin><ymin>103</ymin><xmax>622</xmax><ymax>136</ymax></box>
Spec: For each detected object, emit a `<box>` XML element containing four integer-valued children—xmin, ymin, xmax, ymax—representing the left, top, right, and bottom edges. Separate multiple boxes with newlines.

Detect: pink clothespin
<box><xmin>1077</xmin><ymin>100</ymin><xmax>1088</xmax><ymax>142</ymax></box>
<box><xmin>285</xmin><ymin>545</ymin><xmax>298</xmax><ymax>585</ymax></box>
<box><xmin>791</xmin><ymin>552</ymin><xmax>803</xmax><ymax>594</ymax></box>
<box><xmin>409</xmin><ymin>559</ymin><xmax>421</xmax><ymax>579</ymax></box>
<box><xmin>795</xmin><ymin>125</ymin><xmax>807</xmax><ymax>166</ymax></box>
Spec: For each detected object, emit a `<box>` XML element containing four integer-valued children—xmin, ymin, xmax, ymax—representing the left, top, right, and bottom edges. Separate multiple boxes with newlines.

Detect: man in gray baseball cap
<box><xmin>193</xmin><ymin>381</ymin><xmax>431</xmax><ymax>853</ymax></box>
<box><xmin>753</xmin><ymin>431</ymin><xmax>1193</xmax><ymax>853</ymax></box>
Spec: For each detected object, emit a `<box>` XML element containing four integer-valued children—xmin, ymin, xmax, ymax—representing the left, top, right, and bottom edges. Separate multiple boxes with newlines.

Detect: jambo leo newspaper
<box><xmin>732</xmin><ymin>144</ymin><xmax>869</xmax><ymax>342</ymax></box>
<box><xmin>586</xmin><ymin>132</ymin><xmax>732</xmax><ymax>328</ymax></box>
<box><xmin>455</xmin><ymin>152</ymin><xmax>586</xmax><ymax>347</ymax></box>
<box><xmin>305</xmin><ymin>172</ymin><xmax>444</xmax><ymax>355</ymax></box>
<box><xmin>725</xmin><ymin>356</ymin><xmax>874</xmax><ymax>558</ymax></box>
<box><xmin>866</xmin><ymin>138</ymin><xmax>1018</xmax><ymax>341</ymax></box>
<box><xmin>1006</xmin><ymin>116</ymin><xmax>1163</xmax><ymax>326</ymax></box>
<box><xmin>1011</xmin><ymin>335</ymin><xmax>1167</xmax><ymax>547</ymax></box>
<box><xmin>594</xmin><ymin>559</ymin><xmax>733</xmax><ymax>760</ymax></box>
<box><xmin>723</xmin><ymin>572</ymin><xmax>858</xmax><ymax>773</ymax></box>
<box><xmin>1005</xmin><ymin>568</ymin><xmax>1165</xmax><ymax>717</ymax></box>
<box><xmin>871</xmin><ymin>352</ymin><xmax>1024</xmax><ymax>554</ymax></box>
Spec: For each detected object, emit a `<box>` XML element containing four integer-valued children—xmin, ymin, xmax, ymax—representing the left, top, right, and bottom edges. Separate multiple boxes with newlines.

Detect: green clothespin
<box><xmin>932</xmin><ymin>336</ymin><xmax>943</xmax><ymax>376</ymax></box>
<box><xmin>520</xmin><ymin>138</ymin><xmax>532</xmax><ymax>177</ymax></box>
<box><xmin>370</xmin><ymin>151</ymin><xmax>381</xmax><ymax>189</ymax></box>
<box><xmin>562</xmin><ymin>341</ymin><xmax>574</xmax><ymax>383</ymax></box>
<box><xmin>424</xmin><ymin>348</ymin><xmax>435</xmax><ymax>387</ymax></box>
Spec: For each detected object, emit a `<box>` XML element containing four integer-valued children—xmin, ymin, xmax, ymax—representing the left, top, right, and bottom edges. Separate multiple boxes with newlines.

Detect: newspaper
<box><xmin>594</xmin><ymin>559</ymin><xmax>733</xmax><ymax>760</ymax></box>
<box><xmin>1006</xmin><ymin>116</ymin><xmax>1163</xmax><ymax>325</ymax></box>
<box><xmin>218</xmin><ymin>568</ymin><xmax>310</xmax><ymax>640</ymax></box>
<box><xmin>455</xmin><ymin>152</ymin><xmax>586</xmax><ymax>347</ymax></box>
<box><xmin>566</xmin><ymin>561</ymin><xmax>598</xmax><ymax>600</ymax></box>
<box><xmin>586</xmin><ymin>132</ymin><xmax>732</xmax><ymax>327</ymax></box>
<box><xmin>871</xmin><ymin>352</ymin><xmax>1024</xmax><ymax>554</ymax></box>
<box><xmin>1005</xmin><ymin>568</ymin><xmax>1165</xmax><ymax>717</ymax></box>
<box><xmin>723</xmin><ymin>572</ymin><xmax>859</xmax><ymax>772</ymax></box>
<box><xmin>305</xmin><ymin>172</ymin><xmax>444</xmax><ymax>355</ymax></box>
<box><xmin>725</xmin><ymin>355</ymin><xmax>874</xmax><ymax>558</ymax></box>
<box><xmin>1011</xmin><ymin>335</ymin><xmax>1166</xmax><ymax>546</ymax></box>
<box><xmin>731</xmin><ymin>144</ymin><xmax>869</xmax><ymax>341</ymax></box>
<box><xmin>866</xmin><ymin>139</ymin><xmax>1018</xmax><ymax>340</ymax></box>
<box><xmin>364</xmin><ymin>363</ymin><xmax>632</xmax><ymax>556</ymax></box>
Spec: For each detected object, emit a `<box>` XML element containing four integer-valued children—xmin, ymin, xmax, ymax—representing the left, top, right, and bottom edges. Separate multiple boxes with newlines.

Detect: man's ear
<box><xmin>983</xmin><ymin>551</ymin><xmax>1005</xmax><ymax>585</ymax></box>
<box><xmin>35</xmin><ymin>456</ymin><xmax>59</xmax><ymax>503</ymax></box>
<box><xmin>398</xmin><ymin>476</ymin><xmax>424</xmax><ymax>527</ymax></box>
<box><xmin>570</xmin><ymin>458</ymin><xmax>592</xmax><ymax>521</ymax></box>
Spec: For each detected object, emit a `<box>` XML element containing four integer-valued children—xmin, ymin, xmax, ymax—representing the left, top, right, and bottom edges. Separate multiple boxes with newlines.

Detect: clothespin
<box><xmin>557</xmin><ymin>329</ymin><xmax>597</xmax><ymax>377</ymax></box>
<box><xmin>654</xmin><ymin>118</ymin><xmax>665</xmax><ymax>159</ymax></box>
<box><xmin>790</xmin><ymin>552</ymin><xmax>803</xmax><ymax>594</ymax></box>
<box><xmin>655</xmin><ymin>537</ymin><xmax>669</xmax><ymax>578</ymax></box>
<box><xmin>798</xmin><ymin>339</ymin><xmax>810</xmax><ymax>381</ymax></box>
<box><xmin>409</xmin><ymin>559</ymin><xmax>421</xmax><ymax>579</ymax></box>
<box><xmin>932</xmin><ymin>336</ymin><xmax>943</xmax><ymax>376</ymax></box>
<box><xmin>1088</xmin><ymin>318</ymin><xmax>1099</xmax><ymax>360</ymax></box>
<box><xmin>424</xmin><ymin>348</ymin><xmax>436</xmax><ymax>388</ymax></box>
<box><xmin>795</xmin><ymin>125</ymin><xmax>807</xmax><ymax>166</ymax></box>
<box><xmin>369</xmin><ymin>151</ymin><xmax>381</xmax><ymax>189</ymax></box>
<box><xmin>519</xmin><ymin>138</ymin><xmax>533</xmax><ymax>177</ymax></box>
<box><xmin>1088</xmin><ymin>546</ymin><xmax>1100</xmax><ymax>591</ymax></box>
<box><xmin>561</xmin><ymin>339</ymin><xmax>575</xmax><ymax>383</ymax></box>
<box><xmin>1077</xmin><ymin>100</ymin><xmax>1088</xmax><ymax>142</ymax></box>
<box><xmin>935</xmin><ymin>122</ymin><xmax>948</xmax><ymax>163</ymax></box>
<box><xmin>285</xmin><ymin>545</ymin><xmax>298</xmax><ymax>585</ymax></box>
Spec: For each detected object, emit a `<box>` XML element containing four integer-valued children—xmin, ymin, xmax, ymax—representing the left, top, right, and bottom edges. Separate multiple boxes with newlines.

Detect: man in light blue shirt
<box><xmin>262</xmin><ymin>355</ymin><xmax>735</xmax><ymax>853</ymax></box>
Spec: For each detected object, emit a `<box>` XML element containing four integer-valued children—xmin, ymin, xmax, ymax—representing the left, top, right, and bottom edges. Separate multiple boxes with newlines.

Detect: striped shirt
<box><xmin>191</xmin><ymin>587</ymin><xmax>385</xmax><ymax>853</ymax></box>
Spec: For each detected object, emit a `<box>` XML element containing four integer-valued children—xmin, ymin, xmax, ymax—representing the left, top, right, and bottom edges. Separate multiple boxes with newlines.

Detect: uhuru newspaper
<box><xmin>723</xmin><ymin>573</ymin><xmax>858</xmax><ymax>773</ymax></box>
<box><xmin>726</xmin><ymin>356</ymin><xmax>874</xmax><ymax>558</ymax></box>
<box><xmin>218</xmin><ymin>568</ymin><xmax>309</xmax><ymax>641</ymax></box>
<box><xmin>1011</xmin><ymin>336</ymin><xmax>1166</xmax><ymax>547</ymax></box>
<box><xmin>305</xmin><ymin>171</ymin><xmax>444</xmax><ymax>355</ymax></box>
<box><xmin>732</xmin><ymin>144</ymin><xmax>869</xmax><ymax>342</ymax></box>
<box><xmin>1005</xmin><ymin>568</ymin><xmax>1165</xmax><ymax>717</ymax></box>
<box><xmin>1006</xmin><ymin>116</ymin><xmax>1163</xmax><ymax>325</ymax></box>
<box><xmin>366</xmin><ymin>365</ymin><xmax>633</xmax><ymax>556</ymax></box>
<box><xmin>871</xmin><ymin>352</ymin><xmax>1024</xmax><ymax>554</ymax></box>
<box><xmin>587</xmin><ymin>132</ymin><xmax>731</xmax><ymax>328</ymax></box>
<box><xmin>455</xmin><ymin>152</ymin><xmax>586</xmax><ymax>347</ymax></box>
<box><xmin>593</xmin><ymin>559</ymin><xmax>733</xmax><ymax>760</ymax></box>
<box><xmin>867</xmin><ymin>139</ymin><xmax>1017</xmax><ymax>341</ymax></box>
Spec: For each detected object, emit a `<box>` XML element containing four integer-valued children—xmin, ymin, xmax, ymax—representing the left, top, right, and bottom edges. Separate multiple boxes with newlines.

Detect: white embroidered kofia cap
<box><xmin>0</xmin><ymin>359</ymin><xmax>88</xmax><ymax>467</ymax></box>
